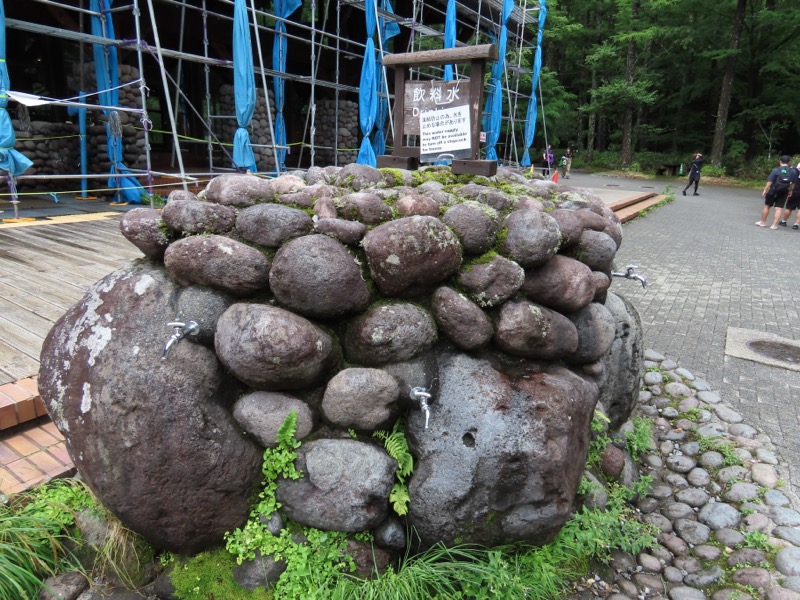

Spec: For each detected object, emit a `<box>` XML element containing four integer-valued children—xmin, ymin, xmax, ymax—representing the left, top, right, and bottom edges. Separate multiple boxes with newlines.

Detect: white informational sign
<box><xmin>419</xmin><ymin>105</ymin><xmax>471</xmax><ymax>162</ymax></box>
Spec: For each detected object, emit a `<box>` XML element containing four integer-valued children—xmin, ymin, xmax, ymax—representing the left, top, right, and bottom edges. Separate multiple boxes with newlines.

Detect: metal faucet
<box><xmin>611</xmin><ymin>264</ymin><xmax>647</xmax><ymax>288</ymax></box>
<box><xmin>410</xmin><ymin>387</ymin><xmax>431</xmax><ymax>429</ymax></box>
<box><xmin>162</xmin><ymin>320</ymin><xmax>200</xmax><ymax>361</ymax></box>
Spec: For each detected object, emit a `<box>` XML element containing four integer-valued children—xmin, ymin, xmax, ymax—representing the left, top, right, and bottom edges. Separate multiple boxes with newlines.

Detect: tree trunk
<box><xmin>710</xmin><ymin>0</ymin><xmax>746</xmax><ymax>166</ymax></box>
<box><xmin>587</xmin><ymin>70</ymin><xmax>597</xmax><ymax>159</ymax></box>
<box><xmin>620</xmin><ymin>0</ymin><xmax>639</xmax><ymax>168</ymax></box>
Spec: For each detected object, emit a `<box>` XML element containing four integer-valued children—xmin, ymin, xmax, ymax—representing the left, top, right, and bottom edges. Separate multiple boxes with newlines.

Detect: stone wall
<box><xmin>75</xmin><ymin>63</ymin><xmax>147</xmax><ymax>175</ymax></box>
<box><xmin>217</xmin><ymin>89</ymin><xmax>365</xmax><ymax>171</ymax></box>
<box><xmin>314</xmin><ymin>99</ymin><xmax>360</xmax><ymax>166</ymax></box>
<box><xmin>5</xmin><ymin>121</ymin><xmax>79</xmax><ymax>192</ymax></box>
<box><xmin>39</xmin><ymin>165</ymin><xmax>643</xmax><ymax>559</ymax></box>
<box><xmin>3</xmin><ymin>63</ymin><xmax>146</xmax><ymax>194</ymax></box>
<box><xmin>218</xmin><ymin>84</ymin><xmax>278</xmax><ymax>173</ymax></box>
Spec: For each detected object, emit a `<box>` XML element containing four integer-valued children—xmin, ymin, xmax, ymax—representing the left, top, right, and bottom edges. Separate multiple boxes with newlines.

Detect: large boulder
<box><xmin>215</xmin><ymin>303</ymin><xmax>338</xmax><ymax>390</ymax></box>
<box><xmin>163</xmin><ymin>235</ymin><xmax>271</xmax><ymax>296</ymax></box>
<box><xmin>596</xmin><ymin>292</ymin><xmax>644</xmax><ymax>429</ymax></box>
<box><xmin>276</xmin><ymin>439</ymin><xmax>396</xmax><ymax>531</ymax></box>
<box><xmin>236</xmin><ymin>204</ymin><xmax>313</xmax><ymax>248</ymax></box>
<box><xmin>493</xmin><ymin>300</ymin><xmax>579</xmax><ymax>360</ymax></box>
<box><xmin>406</xmin><ymin>349</ymin><xmax>599</xmax><ymax>548</ymax></box>
<box><xmin>119</xmin><ymin>208</ymin><xmax>170</xmax><ymax>259</ymax></box>
<box><xmin>362</xmin><ymin>216</ymin><xmax>463</xmax><ymax>297</ymax></box>
<box><xmin>269</xmin><ymin>234</ymin><xmax>371</xmax><ymax>318</ymax></box>
<box><xmin>344</xmin><ymin>302</ymin><xmax>437</xmax><ymax>366</ymax></box>
<box><xmin>39</xmin><ymin>167</ymin><xmax>645</xmax><ymax>560</ymax></box>
<box><xmin>37</xmin><ymin>263</ymin><xmax>262</xmax><ymax>555</ymax></box>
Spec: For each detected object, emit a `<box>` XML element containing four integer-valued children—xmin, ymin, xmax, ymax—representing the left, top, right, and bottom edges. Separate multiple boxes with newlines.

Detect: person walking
<box><xmin>542</xmin><ymin>145</ymin><xmax>554</xmax><ymax>177</ymax></box>
<box><xmin>756</xmin><ymin>155</ymin><xmax>798</xmax><ymax>229</ymax></box>
<box><xmin>564</xmin><ymin>146</ymin><xmax>574</xmax><ymax>178</ymax></box>
<box><xmin>780</xmin><ymin>162</ymin><xmax>800</xmax><ymax>228</ymax></box>
<box><xmin>682</xmin><ymin>153</ymin><xmax>704</xmax><ymax>196</ymax></box>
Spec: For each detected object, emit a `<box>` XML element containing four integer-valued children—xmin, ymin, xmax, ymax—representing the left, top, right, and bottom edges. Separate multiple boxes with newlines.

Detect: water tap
<box><xmin>611</xmin><ymin>264</ymin><xmax>647</xmax><ymax>288</ymax></box>
<box><xmin>161</xmin><ymin>320</ymin><xmax>200</xmax><ymax>361</ymax></box>
<box><xmin>410</xmin><ymin>387</ymin><xmax>431</xmax><ymax>430</ymax></box>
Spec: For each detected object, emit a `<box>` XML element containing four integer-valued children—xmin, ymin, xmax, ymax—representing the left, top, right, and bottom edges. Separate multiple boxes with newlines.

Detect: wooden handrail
<box><xmin>382</xmin><ymin>44</ymin><xmax>498</xmax><ymax>68</ymax></box>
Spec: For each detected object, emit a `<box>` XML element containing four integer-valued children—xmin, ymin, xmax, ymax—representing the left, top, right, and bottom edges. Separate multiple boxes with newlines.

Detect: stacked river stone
<box><xmin>38</xmin><ymin>164</ymin><xmax>644</xmax><ymax>564</ymax></box>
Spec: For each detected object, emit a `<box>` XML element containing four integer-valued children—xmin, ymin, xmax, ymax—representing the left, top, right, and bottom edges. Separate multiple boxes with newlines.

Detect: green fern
<box><xmin>388</xmin><ymin>483</ymin><xmax>411</xmax><ymax>517</ymax></box>
<box><xmin>374</xmin><ymin>418</ymin><xmax>414</xmax><ymax>515</ymax></box>
<box><xmin>374</xmin><ymin>418</ymin><xmax>414</xmax><ymax>481</ymax></box>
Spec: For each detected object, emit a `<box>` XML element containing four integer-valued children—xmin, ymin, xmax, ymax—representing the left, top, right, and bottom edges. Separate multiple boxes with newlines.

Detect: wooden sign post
<box><xmin>378</xmin><ymin>44</ymin><xmax>498</xmax><ymax>176</ymax></box>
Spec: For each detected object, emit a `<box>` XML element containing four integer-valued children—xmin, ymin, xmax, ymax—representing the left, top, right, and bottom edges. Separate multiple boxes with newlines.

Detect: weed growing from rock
<box><xmin>373</xmin><ymin>418</ymin><xmax>414</xmax><ymax>517</ymax></box>
<box><xmin>224</xmin><ymin>413</ymin><xmax>359</xmax><ymax>599</ymax></box>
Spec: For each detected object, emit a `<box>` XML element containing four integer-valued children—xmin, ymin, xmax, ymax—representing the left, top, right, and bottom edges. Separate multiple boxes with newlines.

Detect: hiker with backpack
<box><xmin>682</xmin><ymin>153</ymin><xmax>704</xmax><ymax>196</ymax></box>
<box><xmin>777</xmin><ymin>162</ymin><xmax>800</xmax><ymax>229</ymax></box>
<box><xmin>756</xmin><ymin>155</ymin><xmax>798</xmax><ymax>229</ymax></box>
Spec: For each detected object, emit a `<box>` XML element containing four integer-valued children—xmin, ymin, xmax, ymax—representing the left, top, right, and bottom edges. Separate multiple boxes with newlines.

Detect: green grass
<box><xmin>0</xmin><ymin>511</ymin><xmax>73</xmax><ymax>599</ymax></box>
<box><xmin>296</xmin><ymin>476</ymin><xmax>656</xmax><ymax>600</ymax></box>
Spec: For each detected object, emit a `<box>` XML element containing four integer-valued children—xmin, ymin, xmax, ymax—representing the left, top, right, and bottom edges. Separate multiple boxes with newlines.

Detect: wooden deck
<box><xmin>0</xmin><ymin>214</ymin><xmax>140</xmax><ymax>385</ymax></box>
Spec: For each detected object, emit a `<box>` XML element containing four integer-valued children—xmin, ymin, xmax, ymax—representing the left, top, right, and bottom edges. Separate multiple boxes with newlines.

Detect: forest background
<box><xmin>525</xmin><ymin>0</ymin><xmax>800</xmax><ymax>178</ymax></box>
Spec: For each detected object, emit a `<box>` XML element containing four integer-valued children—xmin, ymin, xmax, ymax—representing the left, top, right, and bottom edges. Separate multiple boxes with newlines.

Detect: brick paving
<box><xmin>0</xmin><ymin>377</ymin><xmax>74</xmax><ymax>496</ymax></box>
<box><xmin>568</xmin><ymin>172</ymin><xmax>800</xmax><ymax>499</ymax></box>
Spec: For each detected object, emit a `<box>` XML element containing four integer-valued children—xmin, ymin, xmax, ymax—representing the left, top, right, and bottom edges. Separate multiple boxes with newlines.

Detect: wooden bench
<box><xmin>656</xmin><ymin>164</ymin><xmax>681</xmax><ymax>176</ymax></box>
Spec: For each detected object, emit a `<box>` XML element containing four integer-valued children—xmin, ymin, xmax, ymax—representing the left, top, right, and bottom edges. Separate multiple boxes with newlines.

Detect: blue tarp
<box><xmin>372</xmin><ymin>0</ymin><xmax>400</xmax><ymax>158</ymax></box>
<box><xmin>90</xmin><ymin>0</ymin><xmax>143</xmax><ymax>203</ymax></box>
<box><xmin>233</xmin><ymin>0</ymin><xmax>257</xmax><ymax>173</ymax></box>
<box><xmin>0</xmin><ymin>0</ymin><xmax>33</xmax><ymax>179</ymax></box>
<box><xmin>357</xmin><ymin>38</ymin><xmax>377</xmax><ymax>166</ymax></box>
<box><xmin>380</xmin><ymin>0</ymin><xmax>401</xmax><ymax>44</ymax></box>
<box><xmin>443</xmin><ymin>0</ymin><xmax>456</xmax><ymax>80</ymax></box>
<box><xmin>357</xmin><ymin>0</ymin><xmax>378</xmax><ymax>167</ymax></box>
<box><xmin>483</xmin><ymin>0</ymin><xmax>513</xmax><ymax>162</ymax></box>
<box><xmin>272</xmin><ymin>0</ymin><xmax>301</xmax><ymax>171</ymax></box>
<box><xmin>521</xmin><ymin>0</ymin><xmax>547</xmax><ymax>168</ymax></box>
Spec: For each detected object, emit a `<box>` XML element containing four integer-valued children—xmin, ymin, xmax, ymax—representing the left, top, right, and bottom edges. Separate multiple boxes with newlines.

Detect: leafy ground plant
<box><xmin>224</xmin><ymin>413</ymin><xmax>358</xmax><ymax>599</ymax></box>
<box><xmin>0</xmin><ymin>512</ymin><xmax>68</xmax><ymax>600</ymax></box>
<box><xmin>373</xmin><ymin>418</ymin><xmax>414</xmax><ymax>516</ymax></box>
<box><xmin>0</xmin><ymin>479</ymin><xmax>94</xmax><ymax>599</ymax></box>
<box><xmin>306</xmin><ymin>476</ymin><xmax>657</xmax><ymax>599</ymax></box>
<box><xmin>623</xmin><ymin>416</ymin><xmax>653</xmax><ymax>460</ymax></box>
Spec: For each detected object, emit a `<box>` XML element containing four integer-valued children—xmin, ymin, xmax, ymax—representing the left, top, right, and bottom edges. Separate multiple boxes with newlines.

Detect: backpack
<box><xmin>773</xmin><ymin>167</ymin><xmax>792</xmax><ymax>192</ymax></box>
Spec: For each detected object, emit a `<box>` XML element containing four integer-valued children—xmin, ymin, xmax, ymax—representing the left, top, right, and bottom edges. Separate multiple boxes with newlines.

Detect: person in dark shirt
<box><xmin>756</xmin><ymin>155</ymin><xmax>798</xmax><ymax>229</ymax></box>
<box><xmin>564</xmin><ymin>146</ymin><xmax>574</xmax><ymax>178</ymax></box>
<box><xmin>778</xmin><ymin>162</ymin><xmax>800</xmax><ymax>228</ymax></box>
<box><xmin>542</xmin><ymin>145</ymin><xmax>554</xmax><ymax>176</ymax></box>
<box><xmin>682</xmin><ymin>153</ymin><xmax>704</xmax><ymax>196</ymax></box>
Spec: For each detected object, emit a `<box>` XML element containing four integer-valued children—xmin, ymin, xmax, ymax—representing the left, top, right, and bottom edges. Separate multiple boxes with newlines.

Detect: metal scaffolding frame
<box><xmin>3</xmin><ymin>0</ymin><xmax>540</xmax><ymax>201</ymax></box>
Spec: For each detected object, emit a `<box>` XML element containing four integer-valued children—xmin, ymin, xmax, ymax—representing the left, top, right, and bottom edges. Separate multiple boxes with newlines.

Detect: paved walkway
<box><xmin>568</xmin><ymin>171</ymin><xmax>800</xmax><ymax>499</ymax></box>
